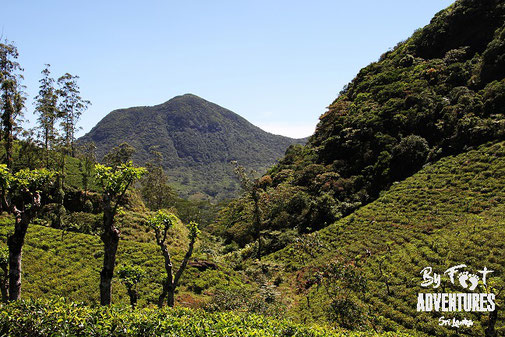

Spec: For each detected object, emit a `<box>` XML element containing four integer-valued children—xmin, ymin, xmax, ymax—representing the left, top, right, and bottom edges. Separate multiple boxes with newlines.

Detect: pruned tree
<box><xmin>57</xmin><ymin>73</ymin><xmax>90</xmax><ymax>157</ymax></box>
<box><xmin>232</xmin><ymin>161</ymin><xmax>263</xmax><ymax>260</ymax></box>
<box><xmin>145</xmin><ymin>210</ymin><xmax>199</xmax><ymax>307</ymax></box>
<box><xmin>0</xmin><ymin>41</ymin><xmax>25</xmax><ymax>169</ymax></box>
<box><xmin>94</xmin><ymin>161</ymin><xmax>146</xmax><ymax>305</ymax></box>
<box><xmin>117</xmin><ymin>263</ymin><xmax>144</xmax><ymax>309</ymax></box>
<box><xmin>0</xmin><ymin>164</ymin><xmax>55</xmax><ymax>300</ymax></box>
<box><xmin>34</xmin><ymin>64</ymin><xmax>59</xmax><ymax>168</ymax></box>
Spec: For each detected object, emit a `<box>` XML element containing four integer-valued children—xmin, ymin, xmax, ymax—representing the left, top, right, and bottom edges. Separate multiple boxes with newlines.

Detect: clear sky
<box><xmin>3</xmin><ymin>0</ymin><xmax>454</xmax><ymax>139</ymax></box>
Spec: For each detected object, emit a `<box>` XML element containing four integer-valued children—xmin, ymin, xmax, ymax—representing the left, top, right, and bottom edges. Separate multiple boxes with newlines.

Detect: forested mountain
<box><xmin>216</xmin><ymin>0</ymin><xmax>505</xmax><ymax>248</ymax></box>
<box><xmin>78</xmin><ymin>94</ymin><xmax>305</xmax><ymax>200</ymax></box>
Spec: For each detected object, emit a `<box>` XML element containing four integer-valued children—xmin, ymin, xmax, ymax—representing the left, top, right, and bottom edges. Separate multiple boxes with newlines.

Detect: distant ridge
<box><xmin>78</xmin><ymin>94</ymin><xmax>306</xmax><ymax>199</ymax></box>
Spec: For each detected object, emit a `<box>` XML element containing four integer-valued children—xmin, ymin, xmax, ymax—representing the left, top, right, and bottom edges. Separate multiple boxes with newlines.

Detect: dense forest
<box><xmin>78</xmin><ymin>94</ymin><xmax>306</xmax><ymax>201</ymax></box>
<box><xmin>0</xmin><ymin>0</ymin><xmax>504</xmax><ymax>336</ymax></box>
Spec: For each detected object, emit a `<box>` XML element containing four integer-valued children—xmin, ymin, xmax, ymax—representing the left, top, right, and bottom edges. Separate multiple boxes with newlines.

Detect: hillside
<box><xmin>0</xmin><ymin>211</ymin><xmax>243</xmax><ymax>307</ymax></box>
<box><xmin>0</xmin><ymin>299</ymin><xmax>414</xmax><ymax>337</ymax></box>
<box><xmin>265</xmin><ymin>141</ymin><xmax>505</xmax><ymax>336</ymax></box>
<box><xmin>215</xmin><ymin>0</ymin><xmax>505</xmax><ymax>248</ymax></box>
<box><xmin>78</xmin><ymin>94</ymin><xmax>305</xmax><ymax>200</ymax></box>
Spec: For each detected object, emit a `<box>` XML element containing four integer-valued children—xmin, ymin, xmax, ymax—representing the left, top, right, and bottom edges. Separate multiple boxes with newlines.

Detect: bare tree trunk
<box><xmin>167</xmin><ymin>285</ymin><xmax>175</xmax><ymax>307</ymax></box>
<box><xmin>7</xmin><ymin>193</ymin><xmax>41</xmax><ymax>301</ymax></box>
<box><xmin>158</xmin><ymin>279</ymin><xmax>168</xmax><ymax>308</ymax></box>
<box><xmin>158</xmin><ymin>246</ymin><xmax>174</xmax><ymax>308</ymax></box>
<box><xmin>155</xmin><ymin>220</ymin><xmax>196</xmax><ymax>308</ymax></box>
<box><xmin>100</xmin><ymin>202</ymin><xmax>119</xmax><ymax>306</ymax></box>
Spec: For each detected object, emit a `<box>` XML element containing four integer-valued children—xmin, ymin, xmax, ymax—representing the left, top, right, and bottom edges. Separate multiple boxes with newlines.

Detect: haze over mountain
<box><xmin>78</xmin><ymin>94</ymin><xmax>306</xmax><ymax>199</ymax></box>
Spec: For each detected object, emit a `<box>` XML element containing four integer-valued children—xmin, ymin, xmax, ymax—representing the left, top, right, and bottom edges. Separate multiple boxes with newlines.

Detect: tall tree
<box><xmin>0</xmin><ymin>165</ymin><xmax>55</xmax><ymax>300</ymax></box>
<box><xmin>94</xmin><ymin>162</ymin><xmax>146</xmax><ymax>305</ymax></box>
<box><xmin>145</xmin><ymin>210</ymin><xmax>199</xmax><ymax>307</ymax></box>
<box><xmin>34</xmin><ymin>64</ymin><xmax>58</xmax><ymax>168</ymax></box>
<box><xmin>57</xmin><ymin>73</ymin><xmax>90</xmax><ymax>157</ymax></box>
<box><xmin>103</xmin><ymin>142</ymin><xmax>135</xmax><ymax>167</ymax></box>
<box><xmin>0</xmin><ymin>41</ymin><xmax>25</xmax><ymax>169</ymax></box>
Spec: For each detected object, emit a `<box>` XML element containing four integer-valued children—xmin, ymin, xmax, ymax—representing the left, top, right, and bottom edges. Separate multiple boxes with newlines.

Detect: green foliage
<box><xmin>117</xmin><ymin>264</ymin><xmax>145</xmax><ymax>289</ymax></box>
<box><xmin>11</xmin><ymin>167</ymin><xmax>55</xmax><ymax>192</ymax></box>
<box><xmin>57</xmin><ymin>73</ymin><xmax>90</xmax><ymax>156</ymax></box>
<box><xmin>0</xmin><ymin>164</ymin><xmax>13</xmax><ymax>190</ymax></box>
<box><xmin>145</xmin><ymin>210</ymin><xmax>177</xmax><ymax>231</ymax></box>
<box><xmin>0</xmin><ymin>299</ymin><xmax>416</xmax><ymax>337</ymax></box>
<box><xmin>0</xmin><ymin>245</ymin><xmax>7</xmax><ymax>266</ymax></box>
<box><xmin>218</xmin><ymin>0</ymin><xmax>505</xmax><ymax>250</ymax></box>
<box><xmin>34</xmin><ymin>64</ymin><xmax>59</xmax><ymax>166</ymax></box>
<box><xmin>187</xmin><ymin>221</ymin><xmax>200</xmax><ymax>241</ymax></box>
<box><xmin>94</xmin><ymin>162</ymin><xmax>146</xmax><ymax>196</ymax></box>
<box><xmin>0</xmin><ymin>40</ymin><xmax>25</xmax><ymax>169</ymax></box>
<box><xmin>77</xmin><ymin>142</ymin><xmax>96</xmax><ymax>193</ymax></box>
<box><xmin>0</xmin><ymin>212</ymin><xmax>236</xmax><ymax>307</ymax></box>
<box><xmin>0</xmin><ymin>164</ymin><xmax>55</xmax><ymax>197</ymax></box>
<box><xmin>140</xmin><ymin>157</ymin><xmax>176</xmax><ymax>211</ymax></box>
<box><xmin>270</xmin><ymin>141</ymin><xmax>505</xmax><ymax>336</ymax></box>
<box><xmin>103</xmin><ymin>142</ymin><xmax>135</xmax><ymax>167</ymax></box>
<box><xmin>78</xmin><ymin>94</ymin><xmax>305</xmax><ymax>200</ymax></box>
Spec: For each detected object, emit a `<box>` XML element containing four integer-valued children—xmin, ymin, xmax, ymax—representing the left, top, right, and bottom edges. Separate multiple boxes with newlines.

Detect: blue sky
<box><xmin>3</xmin><ymin>0</ymin><xmax>454</xmax><ymax>138</ymax></box>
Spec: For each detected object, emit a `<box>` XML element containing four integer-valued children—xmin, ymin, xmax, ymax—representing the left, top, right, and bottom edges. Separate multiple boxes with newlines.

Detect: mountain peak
<box><xmin>79</xmin><ymin>95</ymin><xmax>305</xmax><ymax>200</ymax></box>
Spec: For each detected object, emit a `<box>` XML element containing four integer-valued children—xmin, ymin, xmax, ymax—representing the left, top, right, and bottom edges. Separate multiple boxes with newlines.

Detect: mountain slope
<box><xmin>79</xmin><ymin>94</ymin><xmax>305</xmax><ymax>200</ymax></box>
<box><xmin>215</xmin><ymin>0</ymin><xmax>505</xmax><ymax>246</ymax></box>
<box><xmin>0</xmin><ymin>211</ymin><xmax>245</xmax><ymax>306</ymax></box>
<box><xmin>269</xmin><ymin>141</ymin><xmax>505</xmax><ymax>336</ymax></box>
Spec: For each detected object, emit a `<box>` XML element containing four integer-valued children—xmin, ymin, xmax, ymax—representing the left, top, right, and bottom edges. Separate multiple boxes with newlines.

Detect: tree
<box><xmin>141</xmin><ymin>151</ymin><xmax>175</xmax><ymax>211</ymax></box>
<box><xmin>34</xmin><ymin>64</ymin><xmax>59</xmax><ymax>168</ymax></box>
<box><xmin>57</xmin><ymin>73</ymin><xmax>90</xmax><ymax>157</ymax></box>
<box><xmin>77</xmin><ymin>142</ymin><xmax>96</xmax><ymax>194</ymax></box>
<box><xmin>323</xmin><ymin>258</ymin><xmax>368</xmax><ymax>329</ymax></box>
<box><xmin>0</xmin><ymin>164</ymin><xmax>55</xmax><ymax>300</ymax></box>
<box><xmin>103</xmin><ymin>142</ymin><xmax>135</xmax><ymax>167</ymax></box>
<box><xmin>232</xmin><ymin>161</ymin><xmax>263</xmax><ymax>260</ymax></box>
<box><xmin>145</xmin><ymin>210</ymin><xmax>199</xmax><ymax>307</ymax></box>
<box><xmin>0</xmin><ymin>41</ymin><xmax>25</xmax><ymax>169</ymax></box>
<box><xmin>117</xmin><ymin>264</ymin><xmax>144</xmax><ymax>309</ymax></box>
<box><xmin>94</xmin><ymin>162</ymin><xmax>146</xmax><ymax>305</ymax></box>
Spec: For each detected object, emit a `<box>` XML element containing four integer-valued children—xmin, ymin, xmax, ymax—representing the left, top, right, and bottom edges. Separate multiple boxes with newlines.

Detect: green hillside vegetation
<box><xmin>0</xmin><ymin>299</ymin><xmax>415</xmax><ymax>337</ymax></box>
<box><xmin>214</xmin><ymin>0</ymin><xmax>505</xmax><ymax>251</ymax></box>
<box><xmin>0</xmin><ymin>212</ymin><xmax>244</xmax><ymax>307</ymax></box>
<box><xmin>259</xmin><ymin>141</ymin><xmax>505</xmax><ymax>336</ymax></box>
<box><xmin>78</xmin><ymin>94</ymin><xmax>306</xmax><ymax>200</ymax></box>
<box><xmin>1</xmin><ymin>1</ymin><xmax>505</xmax><ymax>336</ymax></box>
